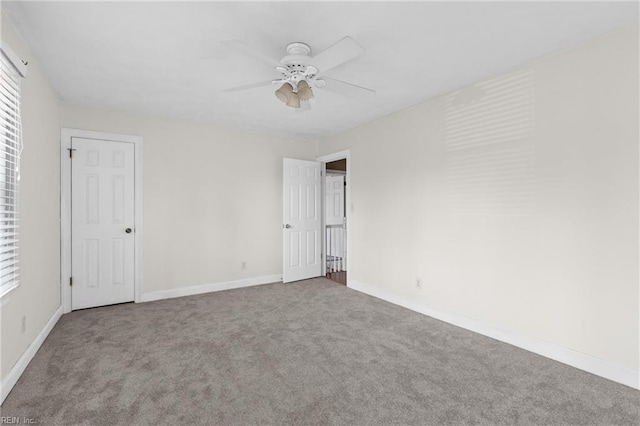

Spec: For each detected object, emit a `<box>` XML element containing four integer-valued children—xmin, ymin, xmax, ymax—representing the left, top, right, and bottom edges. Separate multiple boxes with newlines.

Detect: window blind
<box><xmin>0</xmin><ymin>51</ymin><xmax>23</xmax><ymax>297</ymax></box>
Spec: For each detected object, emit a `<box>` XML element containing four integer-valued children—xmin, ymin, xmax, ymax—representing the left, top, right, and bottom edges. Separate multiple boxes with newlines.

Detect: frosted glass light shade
<box><xmin>286</xmin><ymin>93</ymin><xmax>300</xmax><ymax>108</ymax></box>
<box><xmin>275</xmin><ymin>82</ymin><xmax>308</xmax><ymax>108</ymax></box>
<box><xmin>297</xmin><ymin>80</ymin><xmax>314</xmax><ymax>101</ymax></box>
<box><xmin>275</xmin><ymin>83</ymin><xmax>294</xmax><ymax>104</ymax></box>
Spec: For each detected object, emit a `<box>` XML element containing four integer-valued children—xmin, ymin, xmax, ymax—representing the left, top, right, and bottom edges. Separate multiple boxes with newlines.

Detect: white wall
<box><xmin>0</xmin><ymin>13</ymin><xmax>61</xmax><ymax>381</ymax></box>
<box><xmin>60</xmin><ymin>105</ymin><xmax>315</xmax><ymax>296</ymax></box>
<box><xmin>318</xmin><ymin>26</ymin><xmax>639</xmax><ymax>373</ymax></box>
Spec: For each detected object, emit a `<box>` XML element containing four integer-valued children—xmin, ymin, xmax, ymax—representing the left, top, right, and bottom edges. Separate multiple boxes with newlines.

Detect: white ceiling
<box><xmin>3</xmin><ymin>1</ymin><xmax>638</xmax><ymax>139</ymax></box>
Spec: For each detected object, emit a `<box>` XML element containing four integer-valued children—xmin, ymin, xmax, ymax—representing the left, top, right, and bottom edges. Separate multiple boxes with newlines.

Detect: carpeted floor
<box><xmin>1</xmin><ymin>278</ymin><xmax>638</xmax><ymax>425</ymax></box>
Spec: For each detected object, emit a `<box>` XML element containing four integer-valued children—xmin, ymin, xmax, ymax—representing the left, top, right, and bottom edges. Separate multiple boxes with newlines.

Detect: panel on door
<box><xmin>283</xmin><ymin>158</ymin><xmax>322</xmax><ymax>283</ymax></box>
<box><xmin>71</xmin><ymin>137</ymin><xmax>135</xmax><ymax>310</ymax></box>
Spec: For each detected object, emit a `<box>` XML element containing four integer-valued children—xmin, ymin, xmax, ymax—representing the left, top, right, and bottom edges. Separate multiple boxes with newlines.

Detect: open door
<box><xmin>283</xmin><ymin>158</ymin><xmax>322</xmax><ymax>283</ymax></box>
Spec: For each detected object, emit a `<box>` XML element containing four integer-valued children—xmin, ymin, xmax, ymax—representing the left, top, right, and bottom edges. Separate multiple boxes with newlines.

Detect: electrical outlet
<box><xmin>415</xmin><ymin>277</ymin><xmax>422</xmax><ymax>289</ymax></box>
<box><xmin>21</xmin><ymin>316</ymin><xmax>26</xmax><ymax>334</ymax></box>
<box><xmin>241</xmin><ymin>261</ymin><xmax>247</xmax><ymax>270</ymax></box>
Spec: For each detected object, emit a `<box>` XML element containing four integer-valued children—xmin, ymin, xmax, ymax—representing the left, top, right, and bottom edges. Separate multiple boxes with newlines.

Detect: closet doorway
<box><xmin>319</xmin><ymin>151</ymin><xmax>350</xmax><ymax>286</ymax></box>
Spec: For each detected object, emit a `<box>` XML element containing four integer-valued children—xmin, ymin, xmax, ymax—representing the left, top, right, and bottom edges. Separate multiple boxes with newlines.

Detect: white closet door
<box><xmin>71</xmin><ymin>137</ymin><xmax>135</xmax><ymax>310</ymax></box>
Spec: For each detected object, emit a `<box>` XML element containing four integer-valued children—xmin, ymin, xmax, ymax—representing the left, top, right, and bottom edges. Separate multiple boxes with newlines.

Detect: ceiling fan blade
<box><xmin>222</xmin><ymin>39</ymin><xmax>282</xmax><ymax>69</ymax></box>
<box><xmin>311</xmin><ymin>36</ymin><xmax>365</xmax><ymax>74</ymax></box>
<box><xmin>223</xmin><ymin>80</ymin><xmax>276</xmax><ymax>92</ymax></box>
<box><xmin>318</xmin><ymin>77</ymin><xmax>375</xmax><ymax>98</ymax></box>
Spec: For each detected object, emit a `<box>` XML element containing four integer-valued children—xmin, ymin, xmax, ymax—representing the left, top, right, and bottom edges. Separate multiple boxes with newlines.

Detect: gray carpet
<box><xmin>1</xmin><ymin>278</ymin><xmax>638</xmax><ymax>425</ymax></box>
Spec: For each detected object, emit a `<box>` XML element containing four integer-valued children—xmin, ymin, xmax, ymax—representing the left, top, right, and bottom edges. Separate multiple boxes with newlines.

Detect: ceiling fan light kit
<box><xmin>274</xmin><ymin>82</ymin><xmax>307</xmax><ymax>109</ymax></box>
<box><xmin>223</xmin><ymin>37</ymin><xmax>375</xmax><ymax>111</ymax></box>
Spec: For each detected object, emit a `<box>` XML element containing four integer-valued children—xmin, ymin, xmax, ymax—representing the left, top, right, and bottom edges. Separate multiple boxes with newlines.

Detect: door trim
<box><xmin>60</xmin><ymin>128</ymin><xmax>143</xmax><ymax>313</ymax></box>
<box><xmin>316</xmin><ymin>150</ymin><xmax>350</xmax><ymax>282</ymax></box>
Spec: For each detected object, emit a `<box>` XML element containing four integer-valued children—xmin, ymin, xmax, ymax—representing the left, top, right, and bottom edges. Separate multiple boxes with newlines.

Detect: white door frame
<box><xmin>316</xmin><ymin>150</ymin><xmax>351</xmax><ymax>281</ymax></box>
<box><xmin>61</xmin><ymin>128</ymin><xmax>144</xmax><ymax>313</ymax></box>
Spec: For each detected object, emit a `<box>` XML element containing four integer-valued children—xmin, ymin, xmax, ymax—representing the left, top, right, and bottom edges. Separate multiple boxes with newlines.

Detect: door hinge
<box><xmin>69</xmin><ymin>276</ymin><xmax>73</xmax><ymax>286</ymax></box>
<box><xmin>68</xmin><ymin>148</ymin><xmax>76</xmax><ymax>158</ymax></box>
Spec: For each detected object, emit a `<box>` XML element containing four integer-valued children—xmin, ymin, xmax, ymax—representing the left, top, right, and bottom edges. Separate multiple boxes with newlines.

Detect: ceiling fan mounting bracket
<box><xmin>286</xmin><ymin>42</ymin><xmax>311</xmax><ymax>56</ymax></box>
<box><xmin>280</xmin><ymin>42</ymin><xmax>314</xmax><ymax>72</ymax></box>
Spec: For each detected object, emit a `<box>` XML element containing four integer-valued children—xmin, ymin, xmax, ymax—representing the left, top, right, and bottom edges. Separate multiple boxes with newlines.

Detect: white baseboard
<box><xmin>140</xmin><ymin>274</ymin><xmax>282</xmax><ymax>303</ymax></box>
<box><xmin>348</xmin><ymin>280</ymin><xmax>639</xmax><ymax>390</ymax></box>
<box><xmin>1</xmin><ymin>305</ymin><xmax>63</xmax><ymax>404</ymax></box>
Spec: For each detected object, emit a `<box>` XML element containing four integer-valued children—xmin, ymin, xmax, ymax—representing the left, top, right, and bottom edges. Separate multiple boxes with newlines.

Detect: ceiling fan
<box><xmin>222</xmin><ymin>36</ymin><xmax>375</xmax><ymax>110</ymax></box>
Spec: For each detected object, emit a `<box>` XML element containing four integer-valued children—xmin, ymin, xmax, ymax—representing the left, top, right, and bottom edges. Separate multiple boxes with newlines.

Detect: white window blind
<box><xmin>0</xmin><ymin>47</ymin><xmax>24</xmax><ymax>298</ymax></box>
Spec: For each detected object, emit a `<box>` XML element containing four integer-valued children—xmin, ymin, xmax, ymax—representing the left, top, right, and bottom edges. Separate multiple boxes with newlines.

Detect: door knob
<box><xmin>125</xmin><ymin>228</ymin><xmax>132</xmax><ymax>233</ymax></box>
<box><xmin>284</xmin><ymin>224</ymin><xmax>292</xmax><ymax>229</ymax></box>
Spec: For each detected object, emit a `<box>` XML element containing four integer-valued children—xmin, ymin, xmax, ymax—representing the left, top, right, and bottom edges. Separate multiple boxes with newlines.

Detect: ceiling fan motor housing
<box><xmin>277</xmin><ymin>42</ymin><xmax>319</xmax><ymax>92</ymax></box>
